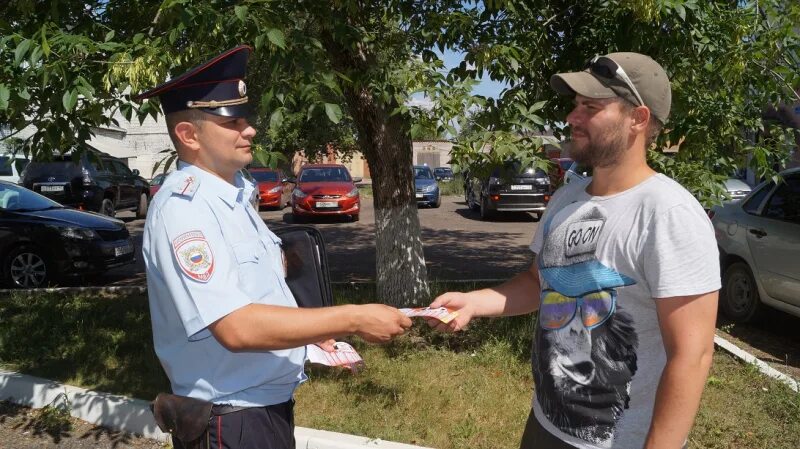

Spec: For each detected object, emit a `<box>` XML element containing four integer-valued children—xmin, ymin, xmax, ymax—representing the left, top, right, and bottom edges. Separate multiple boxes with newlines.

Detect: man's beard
<box><xmin>570</xmin><ymin>124</ymin><xmax>628</xmax><ymax>168</ymax></box>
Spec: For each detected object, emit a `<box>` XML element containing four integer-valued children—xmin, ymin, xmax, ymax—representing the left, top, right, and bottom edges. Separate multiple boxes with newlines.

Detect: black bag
<box><xmin>272</xmin><ymin>224</ymin><xmax>333</xmax><ymax>308</ymax></box>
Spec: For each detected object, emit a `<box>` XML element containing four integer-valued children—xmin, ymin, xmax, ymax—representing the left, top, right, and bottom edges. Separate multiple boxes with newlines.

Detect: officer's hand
<box><xmin>354</xmin><ymin>304</ymin><xmax>412</xmax><ymax>344</ymax></box>
<box><xmin>315</xmin><ymin>339</ymin><xmax>337</xmax><ymax>352</ymax></box>
<box><xmin>426</xmin><ymin>292</ymin><xmax>476</xmax><ymax>333</ymax></box>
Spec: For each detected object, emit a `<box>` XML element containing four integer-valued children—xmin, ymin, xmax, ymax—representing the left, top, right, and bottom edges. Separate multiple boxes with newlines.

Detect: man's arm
<box><xmin>208</xmin><ymin>303</ymin><xmax>412</xmax><ymax>351</ymax></box>
<box><xmin>645</xmin><ymin>291</ymin><xmax>718</xmax><ymax>449</ymax></box>
<box><xmin>428</xmin><ymin>260</ymin><xmax>542</xmax><ymax>332</ymax></box>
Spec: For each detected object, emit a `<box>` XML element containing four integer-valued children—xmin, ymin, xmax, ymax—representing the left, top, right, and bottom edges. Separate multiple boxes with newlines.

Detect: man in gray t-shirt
<box><xmin>429</xmin><ymin>53</ymin><xmax>720</xmax><ymax>449</ymax></box>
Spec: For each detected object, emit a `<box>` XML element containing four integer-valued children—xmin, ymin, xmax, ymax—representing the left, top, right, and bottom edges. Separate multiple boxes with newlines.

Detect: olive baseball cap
<box><xmin>550</xmin><ymin>52</ymin><xmax>672</xmax><ymax>123</ymax></box>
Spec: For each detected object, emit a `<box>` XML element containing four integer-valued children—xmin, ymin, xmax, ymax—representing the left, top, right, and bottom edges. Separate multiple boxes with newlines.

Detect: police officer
<box><xmin>138</xmin><ymin>45</ymin><xmax>412</xmax><ymax>449</ymax></box>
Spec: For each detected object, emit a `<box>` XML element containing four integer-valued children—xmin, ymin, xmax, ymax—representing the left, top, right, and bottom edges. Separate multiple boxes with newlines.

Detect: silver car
<box><xmin>722</xmin><ymin>178</ymin><xmax>752</xmax><ymax>201</ymax></box>
<box><xmin>710</xmin><ymin>167</ymin><xmax>800</xmax><ymax>322</ymax></box>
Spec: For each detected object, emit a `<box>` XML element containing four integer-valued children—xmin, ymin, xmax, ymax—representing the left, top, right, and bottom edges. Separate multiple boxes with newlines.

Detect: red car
<box><xmin>150</xmin><ymin>173</ymin><xmax>167</xmax><ymax>197</ymax></box>
<box><xmin>249</xmin><ymin>168</ymin><xmax>293</xmax><ymax>210</ymax></box>
<box><xmin>291</xmin><ymin>164</ymin><xmax>361</xmax><ymax>222</ymax></box>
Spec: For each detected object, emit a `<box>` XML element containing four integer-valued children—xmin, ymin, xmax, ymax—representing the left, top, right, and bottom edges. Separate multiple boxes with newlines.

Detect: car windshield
<box><xmin>491</xmin><ymin>161</ymin><xmax>546</xmax><ymax>178</ymax></box>
<box><xmin>414</xmin><ymin>167</ymin><xmax>433</xmax><ymax>179</ymax></box>
<box><xmin>434</xmin><ymin>168</ymin><xmax>453</xmax><ymax>176</ymax></box>
<box><xmin>299</xmin><ymin>167</ymin><xmax>351</xmax><ymax>182</ymax></box>
<box><xmin>0</xmin><ymin>183</ymin><xmax>62</xmax><ymax>211</ymax></box>
<box><xmin>559</xmin><ymin>160</ymin><xmax>573</xmax><ymax>170</ymax></box>
<box><xmin>251</xmin><ymin>171</ymin><xmax>279</xmax><ymax>182</ymax></box>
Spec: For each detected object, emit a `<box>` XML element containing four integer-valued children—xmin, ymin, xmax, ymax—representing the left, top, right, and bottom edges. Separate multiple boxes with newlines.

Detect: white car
<box><xmin>0</xmin><ymin>153</ymin><xmax>30</xmax><ymax>184</ymax></box>
<box><xmin>710</xmin><ymin>167</ymin><xmax>800</xmax><ymax>322</ymax></box>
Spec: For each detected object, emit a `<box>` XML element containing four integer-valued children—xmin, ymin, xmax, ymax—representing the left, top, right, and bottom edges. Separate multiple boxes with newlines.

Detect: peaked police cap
<box><xmin>134</xmin><ymin>45</ymin><xmax>252</xmax><ymax>118</ymax></box>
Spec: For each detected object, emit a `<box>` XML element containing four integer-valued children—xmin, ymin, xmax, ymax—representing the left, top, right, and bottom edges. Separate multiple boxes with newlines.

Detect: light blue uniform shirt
<box><xmin>142</xmin><ymin>162</ymin><xmax>306</xmax><ymax>407</ymax></box>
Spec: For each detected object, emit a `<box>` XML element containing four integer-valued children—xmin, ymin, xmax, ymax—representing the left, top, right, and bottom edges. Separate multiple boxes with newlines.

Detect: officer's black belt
<box><xmin>211</xmin><ymin>404</ymin><xmax>251</xmax><ymax>415</ymax></box>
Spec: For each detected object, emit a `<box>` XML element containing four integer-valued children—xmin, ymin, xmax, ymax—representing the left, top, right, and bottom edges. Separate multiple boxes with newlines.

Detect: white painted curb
<box><xmin>713</xmin><ymin>334</ymin><xmax>798</xmax><ymax>393</ymax></box>
<box><xmin>0</xmin><ymin>370</ymin><xmax>432</xmax><ymax>449</ymax></box>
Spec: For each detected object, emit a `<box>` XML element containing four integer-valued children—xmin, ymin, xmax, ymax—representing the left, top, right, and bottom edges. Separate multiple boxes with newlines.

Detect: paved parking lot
<box><xmin>104</xmin><ymin>195</ymin><xmax>540</xmax><ymax>285</ymax></box>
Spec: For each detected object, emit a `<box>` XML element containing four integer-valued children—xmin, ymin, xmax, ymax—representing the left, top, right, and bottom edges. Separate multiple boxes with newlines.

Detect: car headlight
<box><xmin>345</xmin><ymin>187</ymin><xmax>359</xmax><ymax>198</ymax></box>
<box><xmin>534</xmin><ymin>178</ymin><xmax>550</xmax><ymax>185</ymax></box>
<box><xmin>292</xmin><ymin>188</ymin><xmax>307</xmax><ymax>198</ymax></box>
<box><xmin>51</xmin><ymin>226</ymin><xmax>99</xmax><ymax>240</ymax></box>
<box><xmin>268</xmin><ymin>186</ymin><xmax>283</xmax><ymax>193</ymax></box>
<box><xmin>422</xmin><ymin>184</ymin><xmax>437</xmax><ymax>193</ymax></box>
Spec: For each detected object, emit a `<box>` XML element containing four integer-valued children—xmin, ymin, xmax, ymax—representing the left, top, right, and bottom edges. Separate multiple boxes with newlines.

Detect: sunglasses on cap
<box><xmin>585</xmin><ymin>55</ymin><xmax>645</xmax><ymax>108</ymax></box>
<box><xmin>539</xmin><ymin>289</ymin><xmax>617</xmax><ymax>331</ymax></box>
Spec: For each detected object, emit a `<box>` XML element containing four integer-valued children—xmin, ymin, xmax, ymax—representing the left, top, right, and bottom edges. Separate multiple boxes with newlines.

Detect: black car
<box><xmin>433</xmin><ymin>167</ymin><xmax>454</xmax><ymax>182</ymax></box>
<box><xmin>20</xmin><ymin>149</ymin><xmax>150</xmax><ymax>218</ymax></box>
<box><xmin>465</xmin><ymin>161</ymin><xmax>551</xmax><ymax>220</ymax></box>
<box><xmin>0</xmin><ymin>181</ymin><xmax>135</xmax><ymax>288</ymax></box>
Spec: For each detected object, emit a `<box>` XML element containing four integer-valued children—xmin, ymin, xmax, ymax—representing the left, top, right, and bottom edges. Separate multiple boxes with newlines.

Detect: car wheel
<box><xmin>136</xmin><ymin>193</ymin><xmax>149</xmax><ymax>219</ymax></box>
<box><xmin>100</xmin><ymin>198</ymin><xmax>115</xmax><ymax>217</ymax></box>
<box><xmin>467</xmin><ymin>187</ymin><xmax>479</xmax><ymax>211</ymax></box>
<box><xmin>720</xmin><ymin>261</ymin><xmax>761</xmax><ymax>323</ymax></box>
<box><xmin>432</xmin><ymin>195</ymin><xmax>441</xmax><ymax>208</ymax></box>
<box><xmin>351</xmin><ymin>214</ymin><xmax>360</xmax><ymax>222</ymax></box>
<box><xmin>293</xmin><ymin>214</ymin><xmax>306</xmax><ymax>224</ymax></box>
<box><xmin>479</xmin><ymin>194</ymin><xmax>494</xmax><ymax>220</ymax></box>
<box><xmin>5</xmin><ymin>246</ymin><xmax>51</xmax><ymax>288</ymax></box>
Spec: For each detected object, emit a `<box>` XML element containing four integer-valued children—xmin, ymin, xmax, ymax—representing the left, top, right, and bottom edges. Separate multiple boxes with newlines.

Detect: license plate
<box><xmin>510</xmin><ymin>184</ymin><xmax>532</xmax><ymax>190</ymax></box>
<box><xmin>315</xmin><ymin>201</ymin><xmax>338</xmax><ymax>208</ymax></box>
<box><xmin>40</xmin><ymin>185</ymin><xmax>64</xmax><ymax>192</ymax></box>
<box><xmin>415</xmin><ymin>193</ymin><xmax>423</xmax><ymax>199</ymax></box>
<box><xmin>114</xmin><ymin>244</ymin><xmax>133</xmax><ymax>257</ymax></box>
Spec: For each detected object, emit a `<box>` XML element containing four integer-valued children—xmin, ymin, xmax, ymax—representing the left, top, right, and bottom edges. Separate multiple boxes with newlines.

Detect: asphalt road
<box><xmin>103</xmin><ymin>195</ymin><xmax>540</xmax><ymax>285</ymax></box>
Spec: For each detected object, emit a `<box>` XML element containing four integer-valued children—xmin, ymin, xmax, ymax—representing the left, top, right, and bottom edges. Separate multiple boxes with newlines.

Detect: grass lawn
<box><xmin>1</xmin><ymin>286</ymin><xmax>798</xmax><ymax>449</ymax></box>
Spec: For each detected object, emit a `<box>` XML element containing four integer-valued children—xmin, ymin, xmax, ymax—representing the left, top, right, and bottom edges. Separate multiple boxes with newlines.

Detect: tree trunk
<box><xmin>322</xmin><ymin>38</ymin><xmax>430</xmax><ymax>306</ymax></box>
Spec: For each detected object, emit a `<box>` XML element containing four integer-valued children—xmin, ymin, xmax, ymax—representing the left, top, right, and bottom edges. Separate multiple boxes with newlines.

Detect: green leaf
<box><xmin>62</xmin><ymin>90</ymin><xmax>78</xmax><ymax>112</ymax></box>
<box><xmin>530</xmin><ymin>100</ymin><xmax>547</xmax><ymax>111</ymax></box>
<box><xmin>676</xmin><ymin>4</ymin><xmax>686</xmax><ymax>21</ymax></box>
<box><xmin>76</xmin><ymin>85</ymin><xmax>94</xmax><ymax>101</ymax></box>
<box><xmin>234</xmin><ymin>5</ymin><xmax>248</xmax><ymax>22</ymax></box>
<box><xmin>105</xmin><ymin>30</ymin><xmax>115</xmax><ymax>42</ymax></box>
<box><xmin>269</xmin><ymin>108</ymin><xmax>284</xmax><ymax>129</ymax></box>
<box><xmin>0</xmin><ymin>85</ymin><xmax>10</xmax><ymax>110</ymax></box>
<box><xmin>324</xmin><ymin>103</ymin><xmax>342</xmax><ymax>124</ymax></box>
<box><xmin>267</xmin><ymin>29</ymin><xmax>286</xmax><ymax>49</ymax></box>
<box><xmin>14</xmin><ymin>39</ymin><xmax>32</xmax><ymax>66</ymax></box>
<box><xmin>255</xmin><ymin>34</ymin><xmax>265</xmax><ymax>49</ymax></box>
<box><xmin>17</xmin><ymin>88</ymin><xmax>30</xmax><ymax>101</ymax></box>
<box><xmin>41</xmin><ymin>28</ymin><xmax>50</xmax><ymax>57</ymax></box>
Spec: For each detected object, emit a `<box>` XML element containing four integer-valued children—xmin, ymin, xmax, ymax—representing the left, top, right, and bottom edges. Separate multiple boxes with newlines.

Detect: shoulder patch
<box><xmin>172</xmin><ymin>231</ymin><xmax>215</xmax><ymax>282</ymax></box>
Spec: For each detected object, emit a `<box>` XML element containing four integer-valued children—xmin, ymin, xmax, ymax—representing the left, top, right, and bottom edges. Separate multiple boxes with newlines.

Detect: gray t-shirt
<box><xmin>529</xmin><ymin>173</ymin><xmax>720</xmax><ymax>449</ymax></box>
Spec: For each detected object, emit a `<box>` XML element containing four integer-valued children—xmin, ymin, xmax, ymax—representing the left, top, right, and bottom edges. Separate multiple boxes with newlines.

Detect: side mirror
<box><xmin>352</xmin><ymin>177</ymin><xmax>363</xmax><ymax>183</ymax></box>
<box><xmin>286</xmin><ymin>177</ymin><xmax>296</xmax><ymax>184</ymax></box>
<box><xmin>132</xmin><ymin>169</ymin><xmax>140</xmax><ymax>176</ymax></box>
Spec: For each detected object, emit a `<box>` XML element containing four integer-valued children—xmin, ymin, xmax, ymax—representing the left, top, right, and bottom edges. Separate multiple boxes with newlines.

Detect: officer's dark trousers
<box><xmin>173</xmin><ymin>400</ymin><xmax>295</xmax><ymax>449</ymax></box>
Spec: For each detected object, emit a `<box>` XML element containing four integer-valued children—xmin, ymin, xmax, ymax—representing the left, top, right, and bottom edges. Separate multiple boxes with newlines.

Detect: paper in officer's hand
<box><xmin>400</xmin><ymin>306</ymin><xmax>459</xmax><ymax>324</ymax></box>
<box><xmin>306</xmin><ymin>342</ymin><xmax>364</xmax><ymax>372</ymax></box>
